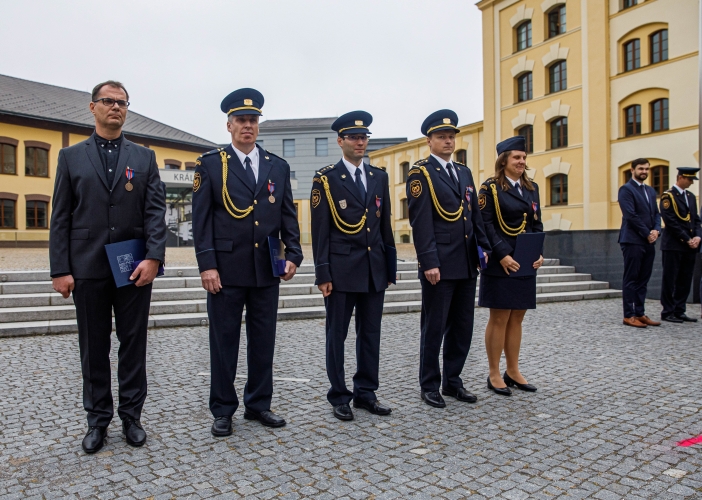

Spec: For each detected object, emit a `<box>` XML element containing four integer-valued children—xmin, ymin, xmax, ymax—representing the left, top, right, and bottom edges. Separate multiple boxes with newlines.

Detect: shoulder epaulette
<box><xmin>198</xmin><ymin>147</ymin><xmax>224</xmax><ymax>159</ymax></box>
<box><xmin>369</xmin><ymin>164</ymin><xmax>386</xmax><ymax>172</ymax></box>
<box><xmin>413</xmin><ymin>158</ymin><xmax>429</xmax><ymax>167</ymax></box>
<box><xmin>454</xmin><ymin>161</ymin><xmax>466</xmax><ymax>167</ymax></box>
<box><xmin>319</xmin><ymin>164</ymin><xmax>336</xmax><ymax>173</ymax></box>
<box><xmin>480</xmin><ymin>177</ymin><xmax>495</xmax><ymax>191</ymax></box>
<box><xmin>264</xmin><ymin>149</ymin><xmax>286</xmax><ymax>162</ymax></box>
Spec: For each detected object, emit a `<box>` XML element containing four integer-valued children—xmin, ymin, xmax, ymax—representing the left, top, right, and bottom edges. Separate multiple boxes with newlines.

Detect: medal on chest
<box><xmin>532</xmin><ymin>201</ymin><xmax>538</xmax><ymax>220</ymax></box>
<box><xmin>375</xmin><ymin>195</ymin><xmax>381</xmax><ymax>217</ymax></box>
<box><xmin>125</xmin><ymin>167</ymin><xmax>134</xmax><ymax>191</ymax></box>
<box><xmin>268</xmin><ymin>180</ymin><xmax>275</xmax><ymax>203</ymax></box>
<box><xmin>465</xmin><ymin>186</ymin><xmax>472</xmax><ymax>211</ymax></box>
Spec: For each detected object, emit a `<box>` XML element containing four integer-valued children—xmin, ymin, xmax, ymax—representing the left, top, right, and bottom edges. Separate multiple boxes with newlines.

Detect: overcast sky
<box><xmin>0</xmin><ymin>0</ymin><xmax>484</xmax><ymax>144</ymax></box>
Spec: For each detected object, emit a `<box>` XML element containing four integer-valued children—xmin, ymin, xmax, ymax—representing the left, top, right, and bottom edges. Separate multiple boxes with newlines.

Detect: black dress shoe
<box><xmin>420</xmin><ymin>390</ymin><xmax>446</xmax><ymax>408</ymax></box>
<box><xmin>211</xmin><ymin>416</ymin><xmax>233</xmax><ymax>437</ymax></box>
<box><xmin>676</xmin><ymin>314</ymin><xmax>698</xmax><ymax>323</ymax></box>
<box><xmin>122</xmin><ymin>417</ymin><xmax>146</xmax><ymax>447</ymax></box>
<box><xmin>82</xmin><ymin>426</ymin><xmax>107</xmax><ymax>454</ymax></box>
<box><xmin>487</xmin><ymin>376</ymin><xmax>512</xmax><ymax>396</ymax></box>
<box><xmin>503</xmin><ymin>372</ymin><xmax>537</xmax><ymax>392</ymax></box>
<box><xmin>353</xmin><ymin>399</ymin><xmax>392</xmax><ymax>415</ymax></box>
<box><xmin>244</xmin><ymin>409</ymin><xmax>286</xmax><ymax>428</ymax></box>
<box><xmin>333</xmin><ymin>403</ymin><xmax>354</xmax><ymax>421</ymax></box>
<box><xmin>662</xmin><ymin>315</ymin><xmax>684</xmax><ymax>323</ymax></box>
<box><xmin>441</xmin><ymin>386</ymin><xmax>477</xmax><ymax>403</ymax></box>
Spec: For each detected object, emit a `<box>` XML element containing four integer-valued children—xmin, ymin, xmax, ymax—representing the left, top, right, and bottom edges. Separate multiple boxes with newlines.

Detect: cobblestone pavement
<box><xmin>1</xmin><ymin>298</ymin><xmax>701</xmax><ymax>499</ymax></box>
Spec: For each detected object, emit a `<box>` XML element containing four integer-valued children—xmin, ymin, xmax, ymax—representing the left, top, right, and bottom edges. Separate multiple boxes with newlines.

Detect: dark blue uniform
<box><xmin>192</xmin><ymin>143</ymin><xmax>303</xmax><ymax>417</ymax></box>
<box><xmin>311</xmin><ymin>160</ymin><xmax>395</xmax><ymax>406</ymax></box>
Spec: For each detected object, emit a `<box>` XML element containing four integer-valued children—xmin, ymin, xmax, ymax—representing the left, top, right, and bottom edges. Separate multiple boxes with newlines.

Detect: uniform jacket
<box><xmin>478</xmin><ymin>176</ymin><xmax>543</xmax><ymax>277</ymax></box>
<box><xmin>617</xmin><ymin>179</ymin><xmax>661</xmax><ymax>245</ymax></box>
<box><xmin>192</xmin><ymin>143</ymin><xmax>303</xmax><ymax>288</ymax></box>
<box><xmin>49</xmin><ymin>133</ymin><xmax>167</xmax><ymax>279</ymax></box>
<box><xmin>660</xmin><ymin>188</ymin><xmax>702</xmax><ymax>252</ymax></box>
<box><xmin>406</xmin><ymin>156</ymin><xmax>491</xmax><ymax>280</ymax></box>
<box><xmin>310</xmin><ymin>160</ymin><xmax>395</xmax><ymax>293</ymax></box>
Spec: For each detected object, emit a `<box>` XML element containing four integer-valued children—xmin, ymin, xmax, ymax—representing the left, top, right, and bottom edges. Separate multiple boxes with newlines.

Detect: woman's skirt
<box><xmin>478</xmin><ymin>273</ymin><xmax>537</xmax><ymax>310</ymax></box>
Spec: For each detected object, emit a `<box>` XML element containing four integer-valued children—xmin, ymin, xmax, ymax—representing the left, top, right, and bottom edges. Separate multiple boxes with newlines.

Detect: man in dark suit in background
<box><xmin>50</xmin><ymin>81</ymin><xmax>167</xmax><ymax>453</ymax></box>
<box><xmin>617</xmin><ymin>158</ymin><xmax>661</xmax><ymax>328</ymax></box>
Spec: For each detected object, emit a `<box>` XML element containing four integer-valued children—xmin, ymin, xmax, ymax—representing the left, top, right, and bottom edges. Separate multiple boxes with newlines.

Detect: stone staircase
<box><xmin>0</xmin><ymin>259</ymin><xmax>621</xmax><ymax>337</ymax></box>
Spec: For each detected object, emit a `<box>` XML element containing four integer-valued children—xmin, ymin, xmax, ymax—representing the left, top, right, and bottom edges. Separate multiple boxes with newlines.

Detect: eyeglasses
<box><xmin>344</xmin><ymin>135</ymin><xmax>369</xmax><ymax>142</ymax></box>
<box><xmin>93</xmin><ymin>98</ymin><xmax>130</xmax><ymax>109</ymax></box>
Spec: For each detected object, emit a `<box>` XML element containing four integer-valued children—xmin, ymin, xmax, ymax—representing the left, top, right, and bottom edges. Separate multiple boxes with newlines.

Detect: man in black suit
<box><xmin>310</xmin><ymin>111</ymin><xmax>396</xmax><ymax>421</ymax></box>
<box><xmin>617</xmin><ymin>158</ymin><xmax>662</xmax><ymax>328</ymax></box>
<box><xmin>192</xmin><ymin>88</ymin><xmax>303</xmax><ymax>437</ymax></box>
<box><xmin>659</xmin><ymin>167</ymin><xmax>702</xmax><ymax>323</ymax></box>
<box><xmin>50</xmin><ymin>81</ymin><xmax>167</xmax><ymax>453</ymax></box>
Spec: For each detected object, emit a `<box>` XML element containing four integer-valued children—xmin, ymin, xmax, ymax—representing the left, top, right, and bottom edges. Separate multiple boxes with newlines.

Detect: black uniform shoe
<box><xmin>353</xmin><ymin>399</ymin><xmax>392</xmax><ymax>415</ymax></box>
<box><xmin>211</xmin><ymin>416</ymin><xmax>233</xmax><ymax>437</ymax></box>
<box><xmin>676</xmin><ymin>314</ymin><xmax>698</xmax><ymax>323</ymax></box>
<box><xmin>662</xmin><ymin>315</ymin><xmax>684</xmax><ymax>323</ymax></box>
<box><xmin>333</xmin><ymin>403</ymin><xmax>354</xmax><ymax>421</ymax></box>
<box><xmin>487</xmin><ymin>376</ymin><xmax>512</xmax><ymax>396</ymax></box>
<box><xmin>420</xmin><ymin>390</ymin><xmax>446</xmax><ymax>408</ymax></box>
<box><xmin>441</xmin><ymin>386</ymin><xmax>478</xmax><ymax>403</ymax></box>
<box><xmin>82</xmin><ymin>426</ymin><xmax>107</xmax><ymax>454</ymax></box>
<box><xmin>122</xmin><ymin>417</ymin><xmax>146</xmax><ymax>447</ymax></box>
<box><xmin>244</xmin><ymin>409</ymin><xmax>286</xmax><ymax>428</ymax></box>
<box><xmin>503</xmin><ymin>372</ymin><xmax>537</xmax><ymax>392</ymax></box>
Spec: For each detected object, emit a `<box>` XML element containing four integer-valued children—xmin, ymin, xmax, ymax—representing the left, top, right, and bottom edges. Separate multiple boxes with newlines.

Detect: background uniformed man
<box><xmin>310</xmin><ymin>111</ymin><xmax>396</xmax><ymax>421</ymax></box>
<box><xmin>192</xmin><ymin>88</ymin><xmax>303</xmax><ymax>436</ymax></box>
<box><xmin>406</xmin><ymin>109</ymin><xmax>491</xmax><ymax>409</ymax></box>
<box><xmin>659</xmin><ymin>167</ymin><xmax>702</xmax><ymax>323</ymax></box>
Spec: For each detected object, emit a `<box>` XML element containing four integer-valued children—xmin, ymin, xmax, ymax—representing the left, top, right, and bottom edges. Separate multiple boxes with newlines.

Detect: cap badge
<box><xmin>244</xmin><ymin>99</ymin><xmax>253</xmax><ymax>106</ymax></box>
<box><xmin>355</xmin><ymin>120</ymin><xmax>363</xmax><ymax>126</ymax></box>
<box><xmin>443</xmin><ymin>118</ymin><xmax>451</xmax><ymax>124</ymax></box>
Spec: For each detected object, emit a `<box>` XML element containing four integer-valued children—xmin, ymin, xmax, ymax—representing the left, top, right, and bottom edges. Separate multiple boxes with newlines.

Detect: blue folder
<box><xmin>510</xmin><ymin>232</ymin><xmax>546</xmax><ymax>278</ymax></box>
<box><xmin>385</xmin><ymin>245</ymin><xmax>397</xmax><ymax>284</ymax></box>
<box><xmin>104</xmin><ymin>238</ymin><xmax>164</xmax><ymax>287</ymax></box>
<box><xmin>268</xmin><ymin>236</ymin><xmax>288</xmax><ymax>277</ymax></box>
<box><xmin>477</xmin><ymin>245</ymin><xmax>488</xmax><ymax>270</ymax></box>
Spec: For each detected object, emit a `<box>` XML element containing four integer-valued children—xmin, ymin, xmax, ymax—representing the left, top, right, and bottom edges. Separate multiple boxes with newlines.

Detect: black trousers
<box><xmin>621</xmin><ymin>243</ymin><xmax>656</xmax><ymax>318</ymax></box>
<box><xmin>661</xmin><ymin>251</ymin><xmax>696</xmax><ymax>317</ymax></box>
<box><xmin>419</xmin><ymin>277</ymin><xmax>477</xmax><ymax>392</ymax></box>
<box><xmin>73</xmin><ymin>278</ymin><xmax>152</xmax><ymax>428</ymax></box>
<box><xmin>208</xmin><ymin>284</ymin><xmax>279</xmax><ymax>417</ymax></box>
<box><xmin>324</xmin><ymin>288</ymin><xmax>385</xmax><ymax>406</ymax></box>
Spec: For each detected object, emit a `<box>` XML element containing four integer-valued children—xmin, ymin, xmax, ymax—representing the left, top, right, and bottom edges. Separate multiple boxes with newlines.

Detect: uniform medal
<box><xmin>125</xmin><ymin>167</ymin><xmax>134</xmax><ymax>192</ymax></box>
<box><xmin>268</xmin><ymin>180</ymin><xmax>275</xmax><ymax>203</ymax></box>
<box><xmin>465</xmin><ymin>186</ymin><xmax>472</xmax><ymax>211</ymax></box>
<box><xmin>532</xmin><ymin>201</ymin><xmax>538</xmax><ymax>220</ymax></box>
<box><xmin>375</xmin><ymin>196</ymin><xmax>381</xmax><ymax>217</ymax></box>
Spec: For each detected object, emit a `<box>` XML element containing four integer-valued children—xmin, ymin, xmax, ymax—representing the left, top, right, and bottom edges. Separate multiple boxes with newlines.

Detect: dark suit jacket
<box><xmin>310</xmin><ymin>160</ymin><xmax>395</xmax><ymax>293</ymax></box>
<box><xmin>660</xmin><ymin>188</ymin><xmax>702</xmax><ymax>252</ymax></box>
<box><xmin>617</xmin><ymin>179</ymin><xmax>661</xmax><ymax>245</ymax></box>
<box><xmin>49</xmin><ymin>133</ymin><xmax>167</xmax><ymax>279</ymax></box>
<box><xmin>192</xmin><ymin>144</ymin><xmax>303</xmax><ymax>288</ymax></box>
<box><xmin>478</xmin><ymin>177</ymin><xmax>543</xmax><ymax>277</ymax></box>
<box><xmin>406</xmin><ymin>156</ymin><xmax>491</xmax><ymax>280</ymax></box>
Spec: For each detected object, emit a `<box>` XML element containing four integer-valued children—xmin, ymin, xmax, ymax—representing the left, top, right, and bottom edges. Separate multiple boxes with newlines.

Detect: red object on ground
<box><xmin>677</xmin><ymin>435</ymin><xmax>702</xmax><ymax>447</ymax></box>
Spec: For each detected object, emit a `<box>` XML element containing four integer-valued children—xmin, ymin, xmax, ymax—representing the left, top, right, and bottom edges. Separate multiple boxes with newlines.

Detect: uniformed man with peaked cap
<box><xmin>192</xmin><ymin>88</ymin><xmax>303</xmax><ymax>436</ymax></box>
<box><xmin>310</xmin><ymin>111</ymin><xmax>396</xmax><ymax>421</ymax></box>
<box><xmin>659</xmin><ymin>166</ymin><xmax>702</xmax><ymax>323</ymax></box>
<box><xmin>406</xmin><ymin>109</ymin><xmax>491</xmax><ymax>409</ymax></box>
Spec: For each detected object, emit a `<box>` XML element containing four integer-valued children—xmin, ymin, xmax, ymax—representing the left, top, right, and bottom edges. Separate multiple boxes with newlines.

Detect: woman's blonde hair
<box><xmin>494</xmin><ymin>150</ymin><xmax>534</xmax><ymax>192</ymax></box>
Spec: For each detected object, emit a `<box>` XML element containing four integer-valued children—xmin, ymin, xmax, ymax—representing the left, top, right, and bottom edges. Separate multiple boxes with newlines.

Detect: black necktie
<box><xmin>447</xmin><ymin>163</ymin><xmax>459</xmax><ymax>189</ymax></box>
<box><xmin>244</xmin><ymin>157</ymin><xmax>256</xmax><ymax>190</ymax></box>
<box><xmin>355</xmin><ymin>168</ymin><xmax>366</xmax><ymax>200</ymax></box>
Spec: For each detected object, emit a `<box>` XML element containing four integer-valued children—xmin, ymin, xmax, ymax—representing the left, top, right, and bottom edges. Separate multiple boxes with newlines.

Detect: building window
<box><xmin>549</xmin><ymin>174</ymin><xmax>568</xmax><ymax>205</ymax></box>
<box><xmin>516</xmin><ymin>21</ymin><xmax>532</xmax><ymax>51</ymax></box>
<box><xmin>164</xmin><ymin>164</ymin><xmax>180</xmax><ymax>170</ymax></box>
<box><xmin>624</xmin><ymin>105</ymin><xmax>642</xmax><ymax>136</ymax></box>
<box><xmin>26</xmin><ymin>201</ymin><xmax>48</xmax><ymax>229</ymax></box>
<box><xmin>25</xmin><ymin>147</ymin><xmax>49</xmax><ymax>177</ymax></box>
<box><xmin>651</xmin><ymin>98</ymin><xmax>669</xmax><ymax>132</ymax></box>
<box><xmin>400</xmin><ymin>234</ymin><xmax>410</xmax><ymax>244</ymax></box>
<box><xmin>315</xmin><ymin>138</ymin><xmax>328</xmax><ymax>157</ymax></box>
<box><xmin>1</xmin><ymin>144</ymin><xmax>16</xmax><ymax>175</ymax></box>
<box><xmin>184</xmin><ymin>162</ymin><xmax>197</xmax><ymax>170</ymax></box>
<box><xmin>623</xmin><ymin>169</ymin><xmax>633</xmax><ymax>184</ymax></box>
<box><xmin>547</xmin><ymin>5</ymin><xmax>566</xmax><ymax>38</ymax></box>
<box><xmin>455</xmin><ymin>149</ymin><xmax>467</xmax><ymax>165</ymax></box>
<box><xmin>651</xmin><ymin>166</ymin><xmax>668</xmax><ymax>197</ymax></box>
<box><xmin>622</xmin><ymin>0</ymin><xmax>638</xmax><ymax>9</ymax></box>
<box><xmin>518</xmin><ymin>125</ymin><xmax>534</xmax><ymax>154</ymax></box>
<box><xmin>401</xmin><ymin>162</ymin><xmax>410</xmax><ymax>182</ymax></box>
<box><xmin>517</xmin><ymin>72</ymin><xmax>533</xmax><ymax>102</ymax></box>
<box><xmin>550</xmin><ymin>118</ymin><xmax>568</xmax><ymax>149</ymax></box>
<box><xmin>283</xmin><ymin>139</ymin><xmax>295</xmax><ymax>157</ymax></box>
<box><xmin>290</xmin><ymin>170</ymin><xmax>297</xmax><ymax>179</ymax></box>
<box><xmin>549</xmin><ymin>61</ymin><xmax>567</xmax><ymax>93</ymax></box>
<box><xmin>623</xmin><ymin>39</ymin><xmax>640</xmax><ymax>72</ymax></box>
<box><xmin>293</xmin><ymin>202</ymin><xmax>299</xmax><ymax>214</ymax></box>
<box><xmin>400</xmin><ymin>198</ymin><xmax>408</xmax><ymax>219</ymax></box>
<box><xmin>650</xmin><ymin>30</ymin><xmax>668</xmax><ymax>64</ymax></box>
<box><xmin>0</xmin><ymin>199</ymin><xmax>15</xmax><ymax>228</ymax></box>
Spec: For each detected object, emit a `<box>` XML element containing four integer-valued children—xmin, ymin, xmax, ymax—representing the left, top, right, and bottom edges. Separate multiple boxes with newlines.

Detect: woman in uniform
<box><xmin>478</xmin><ymin>136</ymin><xmax>543</xmax><ymax>396</ymax></box>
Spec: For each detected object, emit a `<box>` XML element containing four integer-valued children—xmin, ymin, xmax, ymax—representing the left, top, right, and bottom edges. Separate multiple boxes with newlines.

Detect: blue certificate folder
<box><xmin>104</xmin><ymin>239</ymin><xmax>164</xmax><ymax>287</ymax></box>
<box><xmin>477</xmin><ymin>245</ymin><xmax>488</xmax><ymax>270</ymax></box>
<box><xmin>268</xmin><ymin>236</ymin><xmax>288</xmax><ymax>277</ymax></box>
<box><xmin>385</xmin><ymin>245</ymin><xmax>397</xmax><ymax>284</ymax></box>
<box><xmin>510</xmin><ymin>232</ymin><xmax>546</xmax><ymax>278</ymax></box>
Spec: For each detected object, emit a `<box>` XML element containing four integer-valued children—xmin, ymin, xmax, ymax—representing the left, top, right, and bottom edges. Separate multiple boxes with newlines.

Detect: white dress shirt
<box><xmin>342</xmin><ymin>157</ymin><xmax>367</xmax><ymax>190</ymax></box>
<box><xmin>430</xmin><ymin>154</ymin><xmax>458</xmax><ymax>183</ymax></box>
<box><xmin>506</xmin><ymin>175</ymin><xmax>523</xmax><ymax>196</ymax></box>
<box><xmin>632</xmin><ymin>178</ymin><xmax>650</xmax><ymax>203</ymax></box>
<box><xmin>232</xmin><ymin>144</ymin><xmax>259</xmax><ymax>182</ymax></box>
<box><xmin>673</xmin><ymin>184</ymin><xmax>689</xmax><ymax>206</ymax></box>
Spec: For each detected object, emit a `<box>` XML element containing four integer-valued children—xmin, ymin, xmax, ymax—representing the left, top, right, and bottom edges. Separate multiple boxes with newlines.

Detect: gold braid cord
<box><xmin>664</xmin><ymin>193</ymin><xmax>690</xmax><ymax>222</ymax></box>
<box><xmin>417</xmin><ymin>166</ymin><xmax>462</xmax><ymax>222</ymax></box>
<box><xmin>490</xmin><ymin>183</ymin><xmax>527</xmax><ymax>236</ymax></box>
<box><xmin>320</xmin><ymin>175</ymin><xmax>366</xmax><ymax>234</ymax></box>
<box><xmin>221</xmin><ymin>151</ymin><xmax>254</xmax><ymax>219</ymax></box>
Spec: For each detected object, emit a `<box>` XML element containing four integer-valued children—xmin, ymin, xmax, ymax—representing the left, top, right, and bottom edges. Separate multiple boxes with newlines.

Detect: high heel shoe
<box><xmin>503</xmin><ymin>372</ymin><xmax>537</xmax><ymax>392</ymax></box>
<box><xmin>487</xmin><ymin>376</ymin><xmax>512</xmax><ymax>396</ymax></box>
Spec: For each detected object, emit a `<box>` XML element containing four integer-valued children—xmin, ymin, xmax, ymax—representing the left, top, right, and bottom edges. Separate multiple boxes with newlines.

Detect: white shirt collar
<box><xmin>342</xmin><ymin>157</ymin><xmax>367</xmax><ymax>188</ymax></box>
<box><xmin>506</xmin><ymin>176</ymin><xmax>521</xmax><ymax>188</ymax></box>
<box><xmin>632</xmin><ymin>178</ymin><xmax>644</xmax><ymax>187</ymax></box>
<box><xmin>430</xmin><ymin>153</ymin><xmax>451</xmax><ymax>169</ymax></box>
<box><xmin>673</xmin><ymin>184</ymin><xmax>685</xmax><ymax>194</ymax></box>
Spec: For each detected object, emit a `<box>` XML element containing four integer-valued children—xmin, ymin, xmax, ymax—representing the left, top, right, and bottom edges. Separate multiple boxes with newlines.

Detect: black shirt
<box><xmin>94</xmin><ymin>132</ymin><xmax>123</xmax><ymax>187</ymax></box>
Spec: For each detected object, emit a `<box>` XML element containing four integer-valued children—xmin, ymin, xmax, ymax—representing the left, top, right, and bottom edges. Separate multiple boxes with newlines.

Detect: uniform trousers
<box><xmin>620</xmin><ymin>243</ymin><xmax>656</xmax><ymax>318</ymax></box>
<box><xmin>419</xmin><ymin>276</ymin><xmax>477</xmax><ymax>392</ymax></box>
<box><xmin>324</xmin><ymin>288</ymin><xmax>385</xmax><ymax>406</ymax></box>
<box><xmin>73</xmin><ymin>278</ymin><xmax>152</xmax><ymax>428</ymax></box>
<box><xmin>208</xmin><ymin>284</ymin><xmax>279</xmax><ymax>417</ymax></box>
<box><xmin>661</xmin><ymin>251</ymin><xmax>696</xmax><ymax>317</ymax></box>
